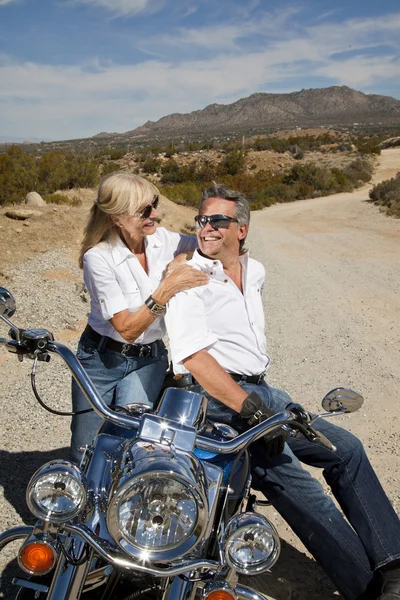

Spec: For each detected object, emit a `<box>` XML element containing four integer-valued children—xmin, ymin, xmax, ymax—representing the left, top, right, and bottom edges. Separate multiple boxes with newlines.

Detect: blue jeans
<box><xmin>70</xmin><ymin>333</ymin><xmax>168</xmax><ymax>462</ymax></box>
<box><xmin>193</xmin><ymin>381</ymin><xmax>400</xmax><ymax>600</ymax></box>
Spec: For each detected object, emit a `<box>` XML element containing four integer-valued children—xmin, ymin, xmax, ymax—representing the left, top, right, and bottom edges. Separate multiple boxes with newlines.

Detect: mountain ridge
<box><xmin>126</xmin><ymin>86</ymin><xmax>400</xmax><ymax>139</ymax></box>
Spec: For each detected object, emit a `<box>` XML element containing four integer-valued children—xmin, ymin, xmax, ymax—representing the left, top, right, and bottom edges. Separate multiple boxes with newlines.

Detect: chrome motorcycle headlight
<box><xmin>107</xmin><ymin>445</ymin><xmax>208</xmax><ymax>562</ymax></box>
<box><xmin>224</xmin><ymin>513</ymin><xmax>280</xmax><ymax>575</ymax></box>
<box><xmin>26</xmin><ymin>461</ymin><xmax>87</xmax><ymax>523</ymax></box>
<box><xmin>119</xmin><ymin>475</ymin><xmax>197</xmax><ymax>549</ymax></box>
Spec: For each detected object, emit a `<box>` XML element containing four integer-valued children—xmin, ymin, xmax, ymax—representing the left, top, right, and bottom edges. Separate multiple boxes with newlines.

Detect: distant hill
<box><xmin>129</xmin><ymin>86</ymin><xmax>400</xmax><ymax>139</ymax></box>
<box><xmin>3</xmin><ymin>86</ymin><xmax>400</xmax><ymax>154</ymax></box>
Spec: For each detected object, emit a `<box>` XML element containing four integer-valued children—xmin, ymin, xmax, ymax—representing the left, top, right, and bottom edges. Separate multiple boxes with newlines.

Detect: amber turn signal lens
<box><xmin>19</xmin><ymin>541</ymin><xmax>56</xmax><ymax>575</ymax></box>
<box><xmin>204</xmin><ymin>591</ymin><xmax>236</xmax><ymax>600</ymax></box>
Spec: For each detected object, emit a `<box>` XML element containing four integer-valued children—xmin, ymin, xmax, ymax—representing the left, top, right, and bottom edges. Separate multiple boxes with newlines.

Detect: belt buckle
<box><xmin>139</xmin><ymin>345</ymin><xmax>151</xmax><ymax>358</ymax></box>
<box><xmin>121</xmin><ymin>343</ymin><xmax>130</xmax><ymax>356</ymax></box>
<box><xmin>257</xmin><ymin>372</ymin><xmax>265</xmax><ymax>385</ymax></box>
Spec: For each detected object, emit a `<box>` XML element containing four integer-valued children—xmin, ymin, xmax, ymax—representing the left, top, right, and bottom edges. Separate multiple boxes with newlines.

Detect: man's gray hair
<box><xmin>200</xmin><ymin>182</ymin><xmax>250</xmax><ymax>253</ymax></box>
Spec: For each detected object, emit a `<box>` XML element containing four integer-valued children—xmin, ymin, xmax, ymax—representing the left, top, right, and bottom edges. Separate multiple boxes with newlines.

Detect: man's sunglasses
<box><xmin>137</xmin><ymin>195</ymin><xmax>159</xmax><ymax>219</ymax></box>
<box><xmin>194</xmin><ymin>214</ymin><xmax>239</xmax><ymax>229</ymax></box>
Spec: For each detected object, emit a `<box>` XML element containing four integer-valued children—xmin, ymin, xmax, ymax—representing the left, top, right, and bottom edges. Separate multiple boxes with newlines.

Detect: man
<box><xmin>164</xmin><ymin>183</ymin><xmax>400</xmax><ymax>600</ymax></box>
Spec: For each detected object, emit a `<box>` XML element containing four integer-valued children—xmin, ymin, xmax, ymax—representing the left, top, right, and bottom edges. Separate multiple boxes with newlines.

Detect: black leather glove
<box><xmin>236</xmin><ymin>392</ymin><xmax>287</xmax><ymax>458</ymax></box>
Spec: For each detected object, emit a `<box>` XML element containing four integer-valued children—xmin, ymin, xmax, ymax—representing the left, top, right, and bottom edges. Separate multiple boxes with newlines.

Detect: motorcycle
<box><xmin>0</xmin><ymin>287</ymin><xmax>364</xmax><ymax>600</ymax></box>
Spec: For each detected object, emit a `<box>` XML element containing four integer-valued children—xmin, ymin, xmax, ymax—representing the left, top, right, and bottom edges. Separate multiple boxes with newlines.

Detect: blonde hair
<box><xmin>79</xmin><ymin>172</ymin><xmax>159</xmax><ymax>268</ymax></box>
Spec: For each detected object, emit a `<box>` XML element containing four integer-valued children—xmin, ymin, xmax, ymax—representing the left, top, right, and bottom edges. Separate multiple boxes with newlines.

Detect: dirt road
<box><xmin>0</xmin><ymin>149</ymin><xmax>399</xmax><ymax>599</ymax></box>
<box><xmin>246</xmin><ymin>148</ymin><xmax>400</xmax><ymax>599</ymax></box>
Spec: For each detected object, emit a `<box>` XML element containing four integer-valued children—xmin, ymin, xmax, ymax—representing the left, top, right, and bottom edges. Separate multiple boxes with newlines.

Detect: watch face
<box><xmin>151</xmin><ymin>303</ymin><xmax>166</xmax><ymax>316</ymax></box>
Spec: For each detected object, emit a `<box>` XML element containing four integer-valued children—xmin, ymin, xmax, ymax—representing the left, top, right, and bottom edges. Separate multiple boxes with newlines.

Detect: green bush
<box><xmin>343</xmin><ymin>159</ymin><xmax>373</xmax><ymax>185</ymax></box>
<box><xmin>218</xmin><ymin>150</ymin><xmax>246</xmax><ymax>176</ymax></box>
<box><xmin>0</xmin><ymin>147</ymin><xmax>99</xmax><ymax>205</ymax></box>
<box><xmin>141</xmin><ymin>156</ymin><xmax>163</xmax><ymax>174</ymax></box>
<box><xmin>369</xmin><ymin>174</ymin><xmax>400</xmax><ymax>217</ymax></box>
<box><xmin>160</xmin><ymin>182</ymin><xmax>204</xmax><ymax>208</ymax></box>
<box><xmin>101</xmin><ymin>161</ymin><xmax>121</xmax><ymax>176</ymax></box>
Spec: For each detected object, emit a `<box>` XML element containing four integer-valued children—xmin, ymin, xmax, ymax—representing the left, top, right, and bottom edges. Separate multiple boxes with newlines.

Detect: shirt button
<box><xmin>213</xmin><ymin>261</ymin><xmax>218</xmax><ymax>265</ymax></box>
<box><xmin>210</xmin><ymin>271</ymin><xmax>214</xmax><ymax>275</ymax></box>
<box><xmin>224</xmin><ymin>279</ymin><xmax>228</xmax><ymax>283</ymax></box>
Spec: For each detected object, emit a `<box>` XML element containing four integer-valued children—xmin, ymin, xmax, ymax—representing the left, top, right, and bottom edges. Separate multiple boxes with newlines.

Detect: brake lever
<box><xmin>288</xmin><ymin>415</ymin><xmax>337</xmax><ymax>452</ymax></box>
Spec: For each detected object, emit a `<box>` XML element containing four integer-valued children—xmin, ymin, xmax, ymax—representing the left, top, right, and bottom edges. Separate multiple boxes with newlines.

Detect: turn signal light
<box><xmin>204</xmin><ymin>591</ymin><xmax>236</xmax><ymax>600</ymax></box>
<box><xmin>18</xmin><ymin>541</ymin><xmax>56</xmax><ymax>575</ymax></box>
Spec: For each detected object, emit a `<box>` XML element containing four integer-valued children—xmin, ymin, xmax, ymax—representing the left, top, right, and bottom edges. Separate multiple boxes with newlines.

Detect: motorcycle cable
<box><xmin>59</xmin><ymin>537</ymin><xmax>91</xmax><ymax>566</ymax></box>
<box><xmin>223</xmin><ymin>444</ymin><xmax>248</xmax><ymax>525</ymax></box>
<box><xmin>30</xmin><ymin>355</ymin><xmax>131</xmax><ymax>417</ymax></box>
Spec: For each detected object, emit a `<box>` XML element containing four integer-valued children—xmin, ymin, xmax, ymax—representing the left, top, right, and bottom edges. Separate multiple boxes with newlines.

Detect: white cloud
<box><xmin>1</xmin><ymin>10</ymin><xmax>400</xmax><ymax>139</ymax></box>
<box><xmin>315</xmin><ymin>56</ymin><xmax>400</xmax><ymax>87</ymax></box>
<box><xmin>71</xmin><ymin>0</ymin><xmax>162</xmax><ymax>17</ymax></box>
<box><xmin>0</xmin><ymin>0</ymin><xmax>18</xmax><ymax>5</ymax></box>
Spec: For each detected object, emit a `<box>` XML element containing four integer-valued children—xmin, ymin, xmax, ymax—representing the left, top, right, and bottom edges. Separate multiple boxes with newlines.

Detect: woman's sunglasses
<box><xmin>194</xmin><ymin>214</ymin><xmax>239</xmax><ymax>229</ymax></box>
<box><xmin>137</xmin><ymin>195</ymin><xmax>159</xmax><ymax>219</ymax></box>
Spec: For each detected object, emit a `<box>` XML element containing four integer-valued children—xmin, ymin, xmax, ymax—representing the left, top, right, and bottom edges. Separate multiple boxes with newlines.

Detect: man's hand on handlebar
<box><xmin>236</xmin><ymin>392</ymin><xmax>288</xmax><ymax>458</ymax></box>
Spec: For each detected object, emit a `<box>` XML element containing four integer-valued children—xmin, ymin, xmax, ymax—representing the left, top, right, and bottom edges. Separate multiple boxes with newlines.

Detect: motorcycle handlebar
<box><xmin>50</xmin><ymin>341</ymin><xmax>301</xmax><ymax>454</ymax></box>
<box><xmin>1</xmin><ymin>336</ymin><xmax>334</xmax><ymax>455</ymax></box>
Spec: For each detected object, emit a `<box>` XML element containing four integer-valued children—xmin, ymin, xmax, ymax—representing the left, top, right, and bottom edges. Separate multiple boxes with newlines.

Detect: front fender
<box><xmin>0</xmin><ymin>526</ymin><xmax>33</xmax><ymax>551</ymax></box>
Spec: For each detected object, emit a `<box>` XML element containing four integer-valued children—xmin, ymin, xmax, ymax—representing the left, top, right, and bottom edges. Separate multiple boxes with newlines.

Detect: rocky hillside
<box><xmin>128</xmin><ymin>86</ymin><xmax>400</xmax><ymax>139</ymax></box>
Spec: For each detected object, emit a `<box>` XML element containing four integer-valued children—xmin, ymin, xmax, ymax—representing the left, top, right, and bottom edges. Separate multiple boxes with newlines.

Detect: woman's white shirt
<box><xmin>83</xmin><ymin>227</ymin><xmax>196</xmax><ymax>344</ymax></box>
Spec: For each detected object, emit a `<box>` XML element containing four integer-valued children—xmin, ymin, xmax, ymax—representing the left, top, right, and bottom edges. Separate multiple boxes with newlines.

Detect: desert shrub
<box><xmin>0</xmin><ymin>146</ymin><xmax>38</xmax><ymax>205</ymax></box>
<box><xmin>159</xmin><ymin>182</ymin><xmax>203</xmax><ymax>208</ymax></box>
<box><xmin>108</xmin><ymin>149</ymin><xmax>126</xmax><ymax>160</ymax></box>
<box><xmin>218</xmin><ymin>150</ymin><xmax>246</xmax><ymax>176</ymax></box>
<box><xmin>369</xmin><ymin>174</ymin><xmax>400</xmax><ymax>217</ymax></box>
<box><xmin>0</xmin><ymin>147</ymin><xmax>99</xmax><ymax>205</ymax></box>
<box><xmin>343</xmin><ymin>159</ymin><xmax>373</xmax><ymax>185</ymax></box>
<box><xmin>43</xmin><ymin>193</ymin><xmax>82</xmax><ymax>206</ymax></box>
<box><xmin>101</xmin><ymin>161</ymin><xmax>121</xmax><ymax>176</ymax></box>
<box><xmin>141</xmin><ymin>156</ymin><xmax>163</xmax><ymax>174</ymax></box>
<box><xmin>282</xmin><ymin>163</ymin><xmax>337</xmax><ymax>192</ymax></box>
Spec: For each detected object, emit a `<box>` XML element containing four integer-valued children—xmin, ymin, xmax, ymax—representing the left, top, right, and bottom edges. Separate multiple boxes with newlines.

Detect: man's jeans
<box><xmin>192</xmin><ymin>380</ymin><xmax>400</xmax><ymax>600</ymax></box>
<box><xmin>70</xmin><ymin>333</ymin><xmax>168</xmax><ymax>462</ymax></box>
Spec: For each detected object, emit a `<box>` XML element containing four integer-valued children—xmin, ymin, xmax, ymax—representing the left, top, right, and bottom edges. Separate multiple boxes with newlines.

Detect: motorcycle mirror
<box><xmin>322</xmin><ymin>387</ymin><xmax>364</xmax><ymax>414</ymax></box>
<box><xmin>0</xmin><ymin>288</ymin><xmax>16</xmax><ymax>318</ymax></box>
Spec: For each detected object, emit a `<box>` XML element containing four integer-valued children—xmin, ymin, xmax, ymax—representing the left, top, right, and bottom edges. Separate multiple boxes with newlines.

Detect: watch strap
<box><xmin>145</xmin><ymin>295</ymin><xmax>166</xmax><ymax>316</ymax></box>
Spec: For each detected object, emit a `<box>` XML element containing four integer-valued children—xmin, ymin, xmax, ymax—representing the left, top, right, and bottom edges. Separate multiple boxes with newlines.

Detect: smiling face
<box><xmin>196</xmin><ymin>197</ymin><xmax>247</xmax><ymax>262</ymax></box>
<box><xmin>112</xmin><ymin>197</ymin><xmax>159</xmax><ymax>242</ymax></box>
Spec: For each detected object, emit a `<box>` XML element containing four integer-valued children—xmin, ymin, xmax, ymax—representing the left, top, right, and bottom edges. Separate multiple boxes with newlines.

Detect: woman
<box><xmin>71</xmin><ymin>172</ymin><xmax>206</xmax><ymax>462</ymax></box>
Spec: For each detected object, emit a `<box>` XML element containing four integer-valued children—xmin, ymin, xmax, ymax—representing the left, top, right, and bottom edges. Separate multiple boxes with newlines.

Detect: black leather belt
<box><xmin>83</xmin><ymin>325</ymin><xmax>163</xmax><ymax>358</ymax></box>
<box><xmin>193</xmin><ymin>372</ymin><xmax>265</xmax><ymax>386</ymax></box>
<box><xmin>229</xmin><ymin>372</ymin><xmax>266</xmax><ymax>385</ymax></box>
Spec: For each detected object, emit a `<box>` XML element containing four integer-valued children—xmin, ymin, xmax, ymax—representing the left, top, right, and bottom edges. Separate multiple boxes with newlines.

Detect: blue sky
<box><xmin>1</xmin><ymin>0</ymin><xmax>400</xmax><ymax>142</ymax></box>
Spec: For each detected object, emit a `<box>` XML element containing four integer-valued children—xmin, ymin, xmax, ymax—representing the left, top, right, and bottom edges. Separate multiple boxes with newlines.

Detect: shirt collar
<box><xmin>110</xmin><ymin>228</ymin><xmax>163</xmax><ymax>266</ymax></box>
<box><xmin>191</xmin><ymin>248</ymin><xmax>249</xmax><ymax>273</ymax></box>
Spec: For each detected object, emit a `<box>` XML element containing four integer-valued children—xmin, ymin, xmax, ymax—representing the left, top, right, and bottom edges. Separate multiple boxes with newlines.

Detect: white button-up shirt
<box><xmin>83</xmin><ymin>227</ymin><xmax>197</xmax><ymax>343</ymax></box>
<box><xmin>165</xmin><ymin>250</ymin><xmax>270</xmax><ymax>375</ymax></box>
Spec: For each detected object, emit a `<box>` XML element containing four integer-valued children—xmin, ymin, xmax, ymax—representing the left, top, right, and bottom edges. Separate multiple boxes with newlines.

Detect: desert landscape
<box><xmin>0</xmin><ymin>148</ymin><xmax>399</xmax><ymax>599</ymax></box>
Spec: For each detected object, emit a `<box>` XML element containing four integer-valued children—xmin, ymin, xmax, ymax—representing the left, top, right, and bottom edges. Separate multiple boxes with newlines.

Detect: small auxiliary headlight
<box><xmin>224</xmin><ymin>512</ymin><xmax>280</xmax><ymax>575</ymax></box>
<box><xmin>27</xmin><ymin>461</ymin><xmax>87</xmax><ymax>523</ymax></box>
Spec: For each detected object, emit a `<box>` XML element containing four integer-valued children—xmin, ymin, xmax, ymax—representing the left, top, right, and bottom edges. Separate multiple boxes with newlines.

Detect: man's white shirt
<box><xmin>83</xmin><ymin>227</ymin><xmax>196</xmax><ymax>344</ymax></box>
<box><xmin>165</xmin><ymin>249</ymin><xmax>270</xmax><ymax>375</ymax></box>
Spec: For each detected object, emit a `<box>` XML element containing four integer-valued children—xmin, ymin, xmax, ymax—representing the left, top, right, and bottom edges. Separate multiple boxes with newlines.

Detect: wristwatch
<box><xmin>144</xmin><ymin>295</ymin><xmax>166</xmax><ymax>316</ymax></box>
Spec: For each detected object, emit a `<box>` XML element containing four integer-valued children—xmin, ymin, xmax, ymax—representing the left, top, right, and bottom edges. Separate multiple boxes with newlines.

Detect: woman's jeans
<box><xmin>193</xmin><ymin>380</ymin><xmax>400</xmax><ymax>600</ymax></box>
<box><xmin>70</xmin><ymin>333</ymin><xmax>168</xmax><ymax>463</ymax></box>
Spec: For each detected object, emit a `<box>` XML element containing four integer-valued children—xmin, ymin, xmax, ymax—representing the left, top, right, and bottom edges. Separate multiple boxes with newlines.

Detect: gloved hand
<box><xmin>236</xmin><ymin>392</ymin><xmax>287</xmax><ymax>458</ymax></box>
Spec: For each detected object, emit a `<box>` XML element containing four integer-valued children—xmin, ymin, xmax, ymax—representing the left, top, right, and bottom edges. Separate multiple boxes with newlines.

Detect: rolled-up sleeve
<box><xmin>83</xmin><ymin>252</ymin><xmax>128</xmax><ymax>321</ymax></box>
<box><xmin>166</xmin><ymin>290</ymin><xmax>217</xmax><ymax>370</ymax></box>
